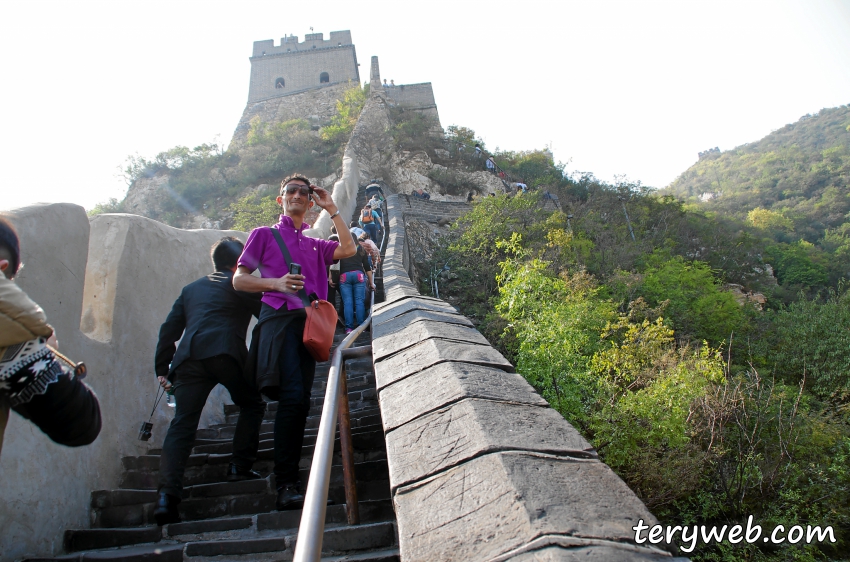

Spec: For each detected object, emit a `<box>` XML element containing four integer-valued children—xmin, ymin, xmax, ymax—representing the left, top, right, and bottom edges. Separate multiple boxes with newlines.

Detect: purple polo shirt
<box><xmin>238</xmin><ymin>215</ymin><xmax>339</xmax><ymax>310</ymax></box>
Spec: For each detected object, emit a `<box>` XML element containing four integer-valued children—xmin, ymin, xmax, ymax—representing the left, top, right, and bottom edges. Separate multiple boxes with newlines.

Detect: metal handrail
<box><xmin>292</xmin><ymin>290</ymin><xmax>377</xmax><ymax>562</ymax></box>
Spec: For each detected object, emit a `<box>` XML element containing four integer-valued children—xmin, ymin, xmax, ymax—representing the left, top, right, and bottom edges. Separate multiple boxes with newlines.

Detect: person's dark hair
<box><xmin>359</xmin><ymin>231</ymin><xmax>370</xmax><ymax>240</ymax></box>
<box><xmin>351</xmin><ymin>232</ymin><xmax>365</xmax><ymax>255</ymax></box>
<box><xmin>211</xmin><ymin>237</ymin><xmax>244</xmax><ymax>271</ymax></box>
<box><xmin>279</xmin><ymin>173</ymin><xmax>311</xmax><ymax>196</ymax></box>
<box><xmin>0</xmin><ymin>216</ymin><xmax>21</xmax><ymax>277</ymax></box>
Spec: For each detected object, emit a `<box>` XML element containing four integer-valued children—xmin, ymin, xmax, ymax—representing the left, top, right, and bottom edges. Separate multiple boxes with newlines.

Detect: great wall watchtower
<box><xmin>247</xmin><ymin>30</ymin><xmax>360</xmax><ymax>103</ymax></box>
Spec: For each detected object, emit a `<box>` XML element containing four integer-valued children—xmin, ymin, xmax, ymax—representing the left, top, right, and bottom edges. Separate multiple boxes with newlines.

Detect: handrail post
<box><xmin>293</xmin><ymin>293</ymin><xmax>376</xmax><ymax>562</ymax></box>
<box><xmin>338</xmin><ymin>354</ymin><xmax>359</xmax><ymax>525</ymax></box>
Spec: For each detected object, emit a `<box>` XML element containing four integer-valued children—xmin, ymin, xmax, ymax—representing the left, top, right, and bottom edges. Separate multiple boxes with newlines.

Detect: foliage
<box><xmin>753</xmin><ymin>287</ymin><xmax>850</xmax><ymax>400</ymax></box>
<box><xmin>492</xmin><ymin>149</ymin><xmax>569</xmax><ymax>190</ymax></box>
<box><xmin>430</xmin><ymin>163</ymin><xmax>850</xmax><ymax>560</ymax></box>
<box><xmin>228</xmin><ymin>187</ymin><xmax>281</xmax><ymax>232</ymax></box>
<box><xmin>321</xmin><ymin>82</ymin><xmax>367</xmax><ymax>144</ymax></box>
<box><xmin>88</xmin><ymin>198</ymin><xmax>125</xmax><ymax>216</ymax></box>
<box><xmin>636</xmin><ymin>252</ymin><xmax>747</xmax><ymax>345</ymax></box>
<box><xmin>667</xmin><ymin>105</ymin><xmax>850</xmax><ymax>296</ymax></box>
<box><xmin>119</xmin><ymin>83</ymin><xmax>367</xmax><ymax>227</ymax></box>
<box><xmin>495</xmin><ymin>251</ymin><xmax>616</xmax><ymax>423</ymax></box>
<box><xmin>389</xmin><ymin>108</ymin><xmax>437</xmax><ymax>152</ymax></box>
<box><xmin>445</xmin><ymin>125</ymin><xmax>485</xmax><ymax>153</ymax></box>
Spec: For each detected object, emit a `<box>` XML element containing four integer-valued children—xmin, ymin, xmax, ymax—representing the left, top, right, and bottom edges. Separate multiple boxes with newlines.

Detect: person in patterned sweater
<box><xmin>0</xmin><ymin>217</ymin><xmax>101</xmax><ymax>457</ymax></box>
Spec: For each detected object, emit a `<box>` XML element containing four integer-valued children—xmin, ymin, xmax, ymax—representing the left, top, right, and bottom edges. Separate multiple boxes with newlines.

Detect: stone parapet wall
<box><xmin>396</xmin><ymin>194</ymin><xmax>470</xmax><ymax>223</ymax></box>
<box><xmin>0</xmin><ymin>205</ymin><xmax>244</xmax><ymax>561</ymax></box>
<box><xmin>373</xmin><ymin>194</ymin><xmax>686</xmax><ymax>561</ymax></box>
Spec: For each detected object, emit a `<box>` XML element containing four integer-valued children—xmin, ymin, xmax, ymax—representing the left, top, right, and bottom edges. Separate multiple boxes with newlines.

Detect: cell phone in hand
<box><xmin>289</xmin><ymin>263</ymin><xmax>302</xmax><ymax>275</ymax></box>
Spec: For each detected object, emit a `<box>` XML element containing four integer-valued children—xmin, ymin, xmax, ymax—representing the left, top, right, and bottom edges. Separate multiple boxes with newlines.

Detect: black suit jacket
<box><xmin>154</xmin><ymin>270</ymin><xmax>262</xmax><ymax>380</ymax></box>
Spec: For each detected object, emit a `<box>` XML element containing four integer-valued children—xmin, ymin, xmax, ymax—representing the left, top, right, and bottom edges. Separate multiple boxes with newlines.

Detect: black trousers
<box><xmin>158</xmin><ymin>355</ymin><xmax>265</xmax><ymax>498</ymax></box>
<box><xmin>272</xmin><ymin>320</ymin><xmax>316</xmax><ymax>487</ymax></box>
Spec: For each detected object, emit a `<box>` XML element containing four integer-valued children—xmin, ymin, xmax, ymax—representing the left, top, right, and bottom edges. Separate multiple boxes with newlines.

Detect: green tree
<box><xmin>636</xmin><ymin>252</ymin><xmax>746</xmax><ymax>345</ymax></box>
<box><xmin>321</xmin><ymin>82</ymin><xmax>367</xmax><ymax>144</ymax></box>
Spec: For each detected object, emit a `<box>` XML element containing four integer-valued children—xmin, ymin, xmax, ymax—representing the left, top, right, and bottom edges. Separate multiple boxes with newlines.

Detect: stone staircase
<box><xmin>27</xmin><ymin>330</ymin><xmax>399</xmax><ymax>561</ymax></box>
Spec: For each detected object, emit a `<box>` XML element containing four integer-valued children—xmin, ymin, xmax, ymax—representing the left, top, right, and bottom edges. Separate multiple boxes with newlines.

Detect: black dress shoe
<box><xmin>226</xmin><ymin>463</ymin><xmax>262</xmax><ymax>482</ymax></box>
<box><xmin>153</xmin><ymin>492</ymin><xmax>181</xmax><ymax>526</ymax></box>
<box><xmin>276</xmin><ymin>482</ymin><xmax>305</xmax><ymax>511</ymax></box>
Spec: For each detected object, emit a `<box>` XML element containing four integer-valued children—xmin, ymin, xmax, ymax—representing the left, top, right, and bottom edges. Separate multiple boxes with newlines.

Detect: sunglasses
<box><xmin>283</xmin><ymin>184</ymin><xmax>314</xmax><ymax>196</ymax></box>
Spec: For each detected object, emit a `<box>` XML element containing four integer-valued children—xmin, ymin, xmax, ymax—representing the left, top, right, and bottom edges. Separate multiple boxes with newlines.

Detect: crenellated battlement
<box><xmin>251</xmin><ymin>30</ymin><xmax>354</xmax><ymax>58</ymax></box>
<box><xmin>247</xmin><ymin>30</ymin><xmax>359</xmax><ymax>103</ymax></box>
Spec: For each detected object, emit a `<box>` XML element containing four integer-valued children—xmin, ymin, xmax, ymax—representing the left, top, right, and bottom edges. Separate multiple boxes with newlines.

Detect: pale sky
<box><xmin>1</xmin><ymin>0</ymin><xmax>848</xmax><ymax>211</ymax></box>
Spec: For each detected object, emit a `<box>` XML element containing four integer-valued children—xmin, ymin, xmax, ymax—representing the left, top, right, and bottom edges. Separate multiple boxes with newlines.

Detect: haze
<box><xmin>1</xmin><ymin>0</ymin><xmax>848</xmax><ymax>211</ymax></box>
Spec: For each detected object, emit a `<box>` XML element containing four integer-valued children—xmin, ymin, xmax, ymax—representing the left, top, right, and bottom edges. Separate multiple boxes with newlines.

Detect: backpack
<box><xmin>361</xmin><ymin>209</ymin><xmax>373</xmax><ymax>223</ymax></box>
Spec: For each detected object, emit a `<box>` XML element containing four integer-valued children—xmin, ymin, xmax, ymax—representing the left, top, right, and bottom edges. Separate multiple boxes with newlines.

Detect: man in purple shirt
<box><xmin>234</xmin><ymin>174</ymin><xmax>355</xmax><ymax>511</ymax></box>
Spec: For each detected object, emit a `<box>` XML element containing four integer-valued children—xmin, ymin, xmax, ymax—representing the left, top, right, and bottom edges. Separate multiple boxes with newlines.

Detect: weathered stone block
<box><xmin>372</xmin><ymin>294</ymin><xmax>456</xmax><ymax>317</ymax></box>
<box><xmin>373</xmin><ymin>319</ymin><xmax>489</xmax><ymax>360</ymax></box>
<box><xmin>384</xmin><ymin>286</ymin><xmax>421</xmax><ymax>301</ymax></box>
<box><xmin>503</xmin><ymin>544</ymin><xmax>679</xmax><ymax>561</ymax></box>
<box><xmin>374</xmin><ymin>340</ymin><xmax>513</xmax><ymax>390</ymax></box>
<box><xmin>394</xmin><ymin>451</ymin><xmax>658</xmax><ymax>562</ymax></box>
<box><xmin>386</xmin><ymin>399</ymin><xmax>595</xmax><ymax>489</ymax></box>
<box><xmin>378</xmin><ymin>362</ymin><xmax>548</xmax><ymax>431</ymax></box>
<box><xmin>373</xmin><ymin>309</ymin><xmax>473</xmax><ymax>340</ymax></box>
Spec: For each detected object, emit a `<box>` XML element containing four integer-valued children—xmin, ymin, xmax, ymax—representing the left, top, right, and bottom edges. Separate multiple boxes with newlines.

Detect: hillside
<box><xmin>664</xmin><ymin>105</ymin><xmax>850</xmax><ymax>294</ymax></box>
<box><xmin>667</xmin><ymin>104</ymin><xmax>850</xmax><ymax>241</ymax></box>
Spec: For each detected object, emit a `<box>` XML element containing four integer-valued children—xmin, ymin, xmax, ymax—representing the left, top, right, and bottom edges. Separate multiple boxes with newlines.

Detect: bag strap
<box><xmin>269</xmin><ymin>227</ymin><xmax>311</xmax><ymax>307</ymax></box>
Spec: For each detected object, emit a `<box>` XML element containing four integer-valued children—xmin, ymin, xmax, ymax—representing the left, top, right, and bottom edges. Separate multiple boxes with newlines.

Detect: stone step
<box><xmin>122</xmin><ymin>422</ymin><xmax>386</xmax><ymax>484</ymax></box>
<box><xmin>224</xmin><ymin>391</ymin><xmax>379</xmax><ymax>425</ymax></box>
<box><xmin>220</xmin><ymin>375</ymin><xmax>378</xmax><ymax>419</ymax></box>
<box><xmin>151</xmin><ymin>404</ymin><xmax>381</xmax><ymax>450</ymax></box>
<box><xmin>117</xmin><ymin>442</ymin><xmax>388</xmax><ymax>493</ymax></box>
<box><xmin>34</xmin><ymin>521</ymin><xmax>395</xmax><ymax>561</ymax></box>
<box><xmin>322</xmin><ymin>548</ymin><xmax>399</xmax><ymax>562</ymax></box>
<box><xmin>64</xmin><ymin>499</ymin><xmax>395</xmax><ymax>552</ymax></box>
<box><xmin>63</xmin><ymin>527</ymin><xmax>163</xmax><ymax>553</ymax></box>
<box><xmin>96</xmin><ymin>465</ymin><xmax>391</xmax><ymax>527</ymax></box>
<box><xmin>191</xmin><ymin>417</ymin><xmax>385</xmax><ymax>456</ymax></box>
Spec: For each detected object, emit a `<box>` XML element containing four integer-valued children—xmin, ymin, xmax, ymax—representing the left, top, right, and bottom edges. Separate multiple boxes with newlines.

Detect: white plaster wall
<box><xmin>307</xmin><ymin>152</ymin><xmax>361</xmax><ymax>240</ymax></box>
<box><xmin>0</xmin><ymin>204</ymin><xmax>247</xmax><ymax>561</ymax></box>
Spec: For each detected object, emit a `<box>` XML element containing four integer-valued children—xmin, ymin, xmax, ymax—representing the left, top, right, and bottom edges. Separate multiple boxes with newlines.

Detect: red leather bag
<box><xmin>303</xmin><ymin>298</ymin><xmax>337</xmax><ymax>361</ymax></box>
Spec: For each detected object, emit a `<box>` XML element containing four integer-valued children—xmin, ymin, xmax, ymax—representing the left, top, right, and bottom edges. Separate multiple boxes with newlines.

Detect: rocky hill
<box><xmin>112</xmin><ymin>82</ymin><xmax>507</xmax><ymax>231</ymax></box>
<box><xmin>666</xmin><ymin>104</ymin><xmax>850</xmax><ymax>242</ymax></box>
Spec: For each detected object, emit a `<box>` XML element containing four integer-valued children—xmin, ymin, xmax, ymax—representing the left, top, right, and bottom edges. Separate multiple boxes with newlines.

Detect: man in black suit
<box><xmin>152</xmin><ymin>237</ymin><xmax>265</xmax><ymax>526</ymax></box>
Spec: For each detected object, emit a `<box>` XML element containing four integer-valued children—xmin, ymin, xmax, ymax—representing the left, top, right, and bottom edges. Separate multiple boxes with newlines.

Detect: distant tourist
<box><xmin>358</xmin><ymin>204</ymin><xmax>382</xmax><ymax>242</ymax></box>
<box><xmin>474</xmin><ymin>144</ymin><xmax>482</xmax><ymax>159</ymax></box>
<box><xmin>349</xmin><ymin>221</ymin><xmax>365</xmax><ymax>239</ymax></box>
<box><xmin>516</xmin><ymin>181</ymin><xmax>528</xmax><ymax>193</ymax></box>
<box><xmin>383</xmin><ymin>79</ymin><xmax>388</xmax><ymax>88</ymax></box>
<box><xmin>467</xmin><ymin>192</ymin><xmax>474</xmax><ymax>203</ymax></box>
<box><xmin>368</xmin><ymin>194</ymin><xmax>384</xmax><ymax>230</ymax></box>
<box><xmin>338</xmin><ymin>233</ymin><xmax>375</xmax><ymax>333</ymax></box>
<box><xmin>390</xmin><ymin>80</ymin><xmax>395</xmax><ymax>87</ymax></box>
<box><xmin>486</xmin><ymin>156</ymin><xmax>496</xmax><ymax>174</ymax></box>
<box><xmin>358</xmin><ymin>232</ymin><xmax>381</xmax><ymax>268</ymax></box>
<box><xmin>412</xmin><ymin>188</ymin><xmax>431</xmax><ymax>200</ymax></box>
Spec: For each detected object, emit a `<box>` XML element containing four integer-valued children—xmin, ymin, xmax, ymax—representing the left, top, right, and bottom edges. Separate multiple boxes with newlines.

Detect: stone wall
<box><xmin>231</xmin><ymin>81</ymin><xmax>352</xmax><ymax>149</ymax></box>
<box><xmin>248</xmin><ymin>31</ymin><xmax>359</xmax><ymax>104</ymax></box>
<box><xmin>0</xmin><ymin>205</ymin><xmax>245</xmax><ymax>561</ymax></box>
<box><xmin>384</xmin><ymin>82</ymin><xmax>440</xmax><ymax>125</ymax></box>
<box><xmin>373</xmin><ymin>195</ymin><xmax>686</xmax><ymax>561</ymax></box>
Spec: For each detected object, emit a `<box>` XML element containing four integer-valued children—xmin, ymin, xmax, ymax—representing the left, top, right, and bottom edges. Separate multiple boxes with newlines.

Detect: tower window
<box><xmin>275</xmin><ymin>77</ymin><xmax>285</xmax><ymax>89</ymax></box>
<box><xmin>319</xmin><ymin>72</ymin><xmax>329</xmax><ymax>83</ymax></box>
